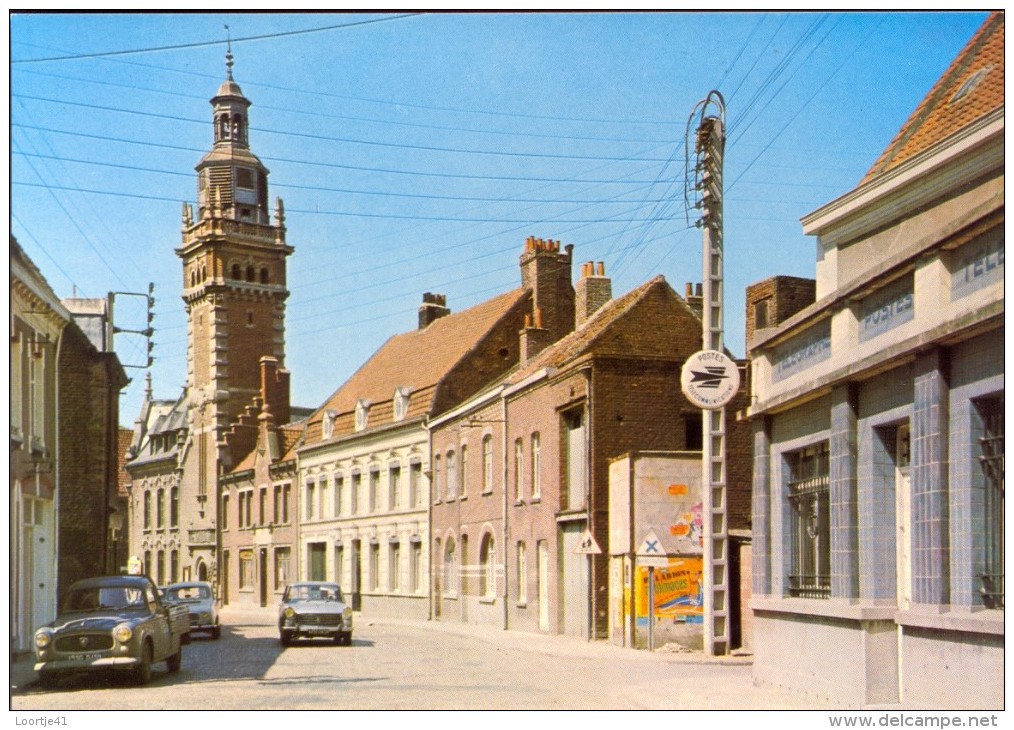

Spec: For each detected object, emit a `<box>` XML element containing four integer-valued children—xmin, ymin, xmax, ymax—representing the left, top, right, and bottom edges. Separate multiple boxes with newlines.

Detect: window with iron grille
<box><xmin>786</xmin><ymin>442</ymin><xmax>831</xmax><ymax>598</ymax></box>
<box><xmin>976</xmin><ymin>395</ymin><xmax>1004</xmax><ymax>609</ymax></box>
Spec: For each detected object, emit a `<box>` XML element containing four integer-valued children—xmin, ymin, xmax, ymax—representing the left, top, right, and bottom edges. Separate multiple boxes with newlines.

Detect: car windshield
<box><xmin>167</xmin><ymin>586</ymin><xmax>210</xmax><ymax>603</ymax></box>
<box><xmin>285</xmin><ymin>584</ymin><xmax>342</xmax><ymax>602</ymax></box>
<box><xmin>65</xmin><ymin>586</ymin><xmax>147</xmax><ymax>612</ymax></box>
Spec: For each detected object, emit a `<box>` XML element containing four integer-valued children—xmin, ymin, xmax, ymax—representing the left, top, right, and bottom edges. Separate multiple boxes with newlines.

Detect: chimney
<box><xmin>519</xmin><ymin>236</ymin><xmax>575</xmax><ymax>343</ymax></box>
<box><xmin>519</xmin><ymin>308</ymin><xmax>554</xmax><ymax>366</ymax></box>
<box><xmin>260</xmin><ymin>356</ymin><xmax>291</xmax><ymax>425</ymax></box>
<box><xmin>685</xmin><ymin>282</ymin><xmax>703</xmax><ymax>320</ymax></box>
<box><xmin>418</xmin><ymin>292</ymin><xmax>450</xmax><ymax>329</ymax></box>
<box><xmin>575</xmin><ymin>261</ymin><xmax>612</xmax><ymax>326</ymax></box>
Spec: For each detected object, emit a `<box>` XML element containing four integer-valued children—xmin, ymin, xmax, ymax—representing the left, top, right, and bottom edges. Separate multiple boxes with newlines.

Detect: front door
<box><xmin>560</xmin><ymin>524</ymin><xmax>588</xmax><ymax>638</ymax></box>
<box><xmin>259</xmin><ymin>549</ymin><xmax>269</xmax><ymax>607</ymax></box>
<box><xmin>538</xmin><ymin>540</ymin><xmax>550</xmax><ymax>631</ymax></box>
<box><xmin>351</xmin><ymin>540</ymin><xmax>362</xmax><ymax>611</ymax></box>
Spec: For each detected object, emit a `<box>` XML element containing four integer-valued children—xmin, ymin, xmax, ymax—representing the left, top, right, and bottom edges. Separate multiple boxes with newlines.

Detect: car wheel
<box><xmin>134</xmin><ymin>641</ymin><xmax>153</xmax><ymax>685</ymax></box>
<box><xmin>181</xmin><ymin>632</ymin><xmax>191</xmax><ymax>645</ymax></box>
<box><xmin>37</xmin><ymin>671</ymin><xmax>59</xmax><ymax>689</ymax></box>
<box><xmin>280</xmin><ymin>630</ymin><xmax>292</xmax><ymax>647</ymax></box>
<box><xmin>166</xmin><ymin>646</ymin><xmax>182</xmax><ymax>673</ymax></box>
<box><xmin>211</xmin><ymin>625</ymin><xmax>221</xmax><ymax>640</ymax></box>
<box><xmin>342</xmin><ymin>632</ymin><xmax>352</xmax><ymax>647</ymax></box>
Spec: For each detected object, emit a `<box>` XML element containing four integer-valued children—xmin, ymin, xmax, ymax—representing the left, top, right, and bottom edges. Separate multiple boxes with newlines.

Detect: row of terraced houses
<box><xmin>13</xmin><ymin>12</ymin><xmax>1001</xmax><ymax>710</ymax></box>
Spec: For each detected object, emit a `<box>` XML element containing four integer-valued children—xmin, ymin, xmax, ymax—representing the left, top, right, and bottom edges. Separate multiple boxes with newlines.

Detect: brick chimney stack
<box><xmin>519</xmin><ymin>236</ymin><xmax>575</xmax><ymax>344</ymax></box>
<box><xmin>418</xmin><ymin>292</ymin><xmax>450</xmax><ymax>329</ymax></box>
<box><xmin>684</xmin><ymin>282</ymin><xmax>703</xmax><ymax>320</ymax></box>
<box><xmin>575</xmin><ymin>261</ymin><xmax>612</xmax><ymax>326</ymax></box>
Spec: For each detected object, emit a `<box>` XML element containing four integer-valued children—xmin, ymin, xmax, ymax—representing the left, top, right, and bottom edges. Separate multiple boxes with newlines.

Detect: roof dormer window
<box><xmin>393</xmin><ymin>387</ymin><xmax>412</xmax><ymax>422</ymax></box>
<box><xmin>322</xmin><ymin>409</ymin><xmax>337</xmax><ymax>440</ymax></box>
<box><xmin>355</xmin><ymin>400</ymin><xmax>370</xmax><ymax>432</ymax></box>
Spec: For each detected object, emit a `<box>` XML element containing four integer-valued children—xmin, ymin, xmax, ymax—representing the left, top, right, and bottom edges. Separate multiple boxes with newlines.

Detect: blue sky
<box><xmin>10</xmin><ymin>11</ymin><xmax>988</xmax><ymax>427</ymax></box>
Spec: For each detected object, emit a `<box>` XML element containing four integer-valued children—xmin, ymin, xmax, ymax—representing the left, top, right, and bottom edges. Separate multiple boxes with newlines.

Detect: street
<box><xmin>11</xmin><ymin>607</ymin><xmax>831</xmax><ymax>711</ymax></box>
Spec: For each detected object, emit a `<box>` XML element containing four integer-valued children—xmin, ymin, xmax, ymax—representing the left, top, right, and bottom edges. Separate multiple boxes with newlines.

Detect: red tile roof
<box><xmin>305</xmin><ymin>288</ymin><xmax>527</xmax><ymax>443</ymax></box>
<box><xmin>863</xmin><ymin>12</ymin><xmax>1004</xmax><ymax>184</ymax></box>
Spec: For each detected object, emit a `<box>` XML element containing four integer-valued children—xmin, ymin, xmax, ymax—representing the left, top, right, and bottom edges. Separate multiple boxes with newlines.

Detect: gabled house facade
<box><xmin>746</xmin><ymin>13</ymin><xmax>1003</xmax><ymax>709</ymax></box>
<box><xmin>430</xmin><ymin>264</ymin><xmax>754</xmax><ymax>642</ymax></box>
<box><xmin>219</xmin><ymin>356</ymin><xmax>305</xmax><ymax>607</ymax></box>
<box><xmin>297</xmin><ymin>237</ymin><xmax>574</xmax><ymax>619</ymax></box>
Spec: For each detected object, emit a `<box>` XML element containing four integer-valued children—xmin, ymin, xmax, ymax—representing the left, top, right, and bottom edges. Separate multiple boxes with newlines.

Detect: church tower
<box><xmin>174</xmin><ymin>48</ymin><xmax>292</xmax><ymax>575</ymax></box>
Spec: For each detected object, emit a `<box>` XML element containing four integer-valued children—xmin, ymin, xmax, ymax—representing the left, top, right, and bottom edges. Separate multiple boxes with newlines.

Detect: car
<box><xmin>278</xmin><ymin>581</ymin><xmax>353</xmax><ymax>646</ymax></box>
<box><xmin>162</xmin><ymin>581</ymin><xmax>220</xmax><ymax>640</ymax></box>
<box><xmin>33</xmin><ymin>575</ymin><xmax>189</xmax><ymax>687</ymax></box>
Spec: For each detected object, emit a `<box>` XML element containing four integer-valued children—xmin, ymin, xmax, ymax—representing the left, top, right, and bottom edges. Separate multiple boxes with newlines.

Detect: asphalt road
<box><xmin>11</xmin><ymin>607</ymin><xmax>832</xmax><ymax>711</ymax></box>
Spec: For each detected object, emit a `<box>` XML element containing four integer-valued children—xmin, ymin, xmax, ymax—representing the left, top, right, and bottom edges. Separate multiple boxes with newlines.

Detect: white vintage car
<box><xmin>278</xmin><ymin>582</ymin><xmax>353</xmax><ymax>647</ymax></box>
<box><xmin>163</xmin><ymin>581</ymin><xmax>220</xmax><ymax>640</ymax></box>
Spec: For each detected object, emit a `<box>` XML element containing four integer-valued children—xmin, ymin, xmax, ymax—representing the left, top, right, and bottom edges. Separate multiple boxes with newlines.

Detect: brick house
<box><xmin>430</xmin><ymin>264</ymin><xmax>753</xmax><ymax>641</ymax></box>
<box><xmin>746</xmin><ymin>13</ymin><xmax>1003</xmax><ymax>708</ymax></box>
<box><xmin>57</xmin><ymin>298</ymin><xmax>129</xmax><ymax>600</ymax></box>
<box><xmin>218</xmin><ymin>357</ymin><xmax>306</xmax><ymax>607</ymax></box>
<box><xmin>297</xmin><ymin>237</ymin><xmax>574</xmax><ymax>620</ymax></box>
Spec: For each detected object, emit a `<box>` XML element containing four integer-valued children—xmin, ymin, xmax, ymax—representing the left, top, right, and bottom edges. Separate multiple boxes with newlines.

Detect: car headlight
<box><xmin>284</xmin><ymin>607</ymin><xmax>295</xmax><ymax>619</ymax></box>
<box><xmin>34</xmin><ymin>629</ymin><xmax>52</xmax><ymax>649</ymax></box>
<box><xmin>199</xmin><ymin>612</ymin><xmax>210</xmax><ymax>621</ymax></box>
<box><xmin>113</xmin><ymin>624</ymin><xmax>133</xmax><ymax>644</ymax></box>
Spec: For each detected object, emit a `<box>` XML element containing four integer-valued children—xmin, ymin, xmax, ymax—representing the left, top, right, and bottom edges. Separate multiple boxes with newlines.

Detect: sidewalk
<box><xmin>9</xmin><ymin>652</ymin><xmax>37</xmax><ymax>693</ymax></box>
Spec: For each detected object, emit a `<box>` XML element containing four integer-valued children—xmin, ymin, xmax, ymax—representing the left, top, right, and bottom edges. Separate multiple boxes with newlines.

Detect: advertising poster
<box><xmin>635</xmin><ymin>557</ymin><xmax>703</xmax><ymax>623</ymax></box>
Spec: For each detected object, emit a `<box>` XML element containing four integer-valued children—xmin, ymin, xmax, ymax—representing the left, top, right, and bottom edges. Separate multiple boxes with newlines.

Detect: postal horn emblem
<box><xmin>79</xmin><ymin>636</ymin><xmax>90</xmax><ymax>648</ymax></box>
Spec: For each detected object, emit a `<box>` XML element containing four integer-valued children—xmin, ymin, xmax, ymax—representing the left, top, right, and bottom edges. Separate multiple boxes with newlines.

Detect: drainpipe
<box><xmin>424</xmin><ymin>415</ymin><xmax>433</xmax><ymax>621</ymax></box>
<box><xmin>583</xmin><ymin>365</ymin><xmax>594</xmax><ymax>641</ymax></box>
<box><xmin>500</xmin><ymin>391</ymin><xmax>509</xmax><ymax>631</ymax></box>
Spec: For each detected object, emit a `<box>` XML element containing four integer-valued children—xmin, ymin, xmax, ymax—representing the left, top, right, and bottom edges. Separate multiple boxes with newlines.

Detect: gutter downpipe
<box><xmin>584</xmin><ymin>364</ymin><xmax>594</xmax><ymax>642</ymax></box>
<box><xmin>424</xmin><ymin>415</ymin><xmax>433</xmax><ymax>621</ymax></box>
<box><xmin>500</xmin><ymin>391</ymin><xmax>509</xmax><ymax>631</ymax></box>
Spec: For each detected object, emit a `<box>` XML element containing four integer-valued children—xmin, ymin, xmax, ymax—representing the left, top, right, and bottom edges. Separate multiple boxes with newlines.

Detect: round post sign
<box><xmin>680</xmin><ymin>350</ymin><xmax>740</xmax><ymax>410</ymax></box>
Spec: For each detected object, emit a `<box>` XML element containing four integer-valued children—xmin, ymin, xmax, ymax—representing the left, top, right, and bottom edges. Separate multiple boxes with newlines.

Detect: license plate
<box><xmin>306</xmin><ymin>627</ymin><xmax>331</xmax><ymax>634</ymax></box>
<box><xmin>65</xmin><ymin>652</ymin><xmax>104</xmax><ymax>662</ymax></box>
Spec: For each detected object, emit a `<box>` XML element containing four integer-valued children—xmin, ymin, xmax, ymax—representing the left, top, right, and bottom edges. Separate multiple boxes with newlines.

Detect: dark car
<box><xmin>33</xmin><ymin>575</ymin><xmax>189</xmax><ymax>687</ymax></box>
<box><xmin>162</xmin><ymin>581</ymin><xmax>220</xmax><ymax>640</ymax></box>
<box><xmin>278</xmin><ymin>581</ymin><xmax>353</xmax><ymax>646</ymax></box>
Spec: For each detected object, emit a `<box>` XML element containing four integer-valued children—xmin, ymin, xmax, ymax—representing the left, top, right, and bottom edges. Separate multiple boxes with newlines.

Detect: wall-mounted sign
<box><xmin>680</xmin><ymin>350</ymin><xmax>740</xmax><ymax>409</ymax></box>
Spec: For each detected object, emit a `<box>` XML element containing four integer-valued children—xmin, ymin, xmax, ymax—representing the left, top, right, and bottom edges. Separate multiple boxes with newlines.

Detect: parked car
<box><xmin>33</xmin><ymin>575</ymin><xmax>189</xmax><ymax>687</ymax></box>
<box><xmin>162</xmin><ymin>581</ymin><xmax>220</xmax><ymax>640</ymax></box>
<box><xmin>278</xmin><ymin>581</ymin><xmax>353</xmax><ymax>646</ymax></box>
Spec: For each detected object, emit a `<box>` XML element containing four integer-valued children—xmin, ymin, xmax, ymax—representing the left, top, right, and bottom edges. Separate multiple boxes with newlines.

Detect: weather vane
<box><xmin>224</xmin><ymin>24</ymin><xmax>233</xmax><ymax>80</ymax></box>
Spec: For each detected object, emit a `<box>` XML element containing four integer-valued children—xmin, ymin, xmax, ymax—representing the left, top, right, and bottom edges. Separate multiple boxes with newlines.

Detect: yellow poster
<box><xmin>635</xmin><ymin>557</ymin><xmax>703</xmax><ymax>623</ymax></box>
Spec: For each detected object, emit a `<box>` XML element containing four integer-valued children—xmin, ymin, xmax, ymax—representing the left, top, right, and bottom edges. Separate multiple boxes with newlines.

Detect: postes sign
<box><xmin>680</xmin><ymin>349</ymin><xmax>740</xmax><ymax>410</ymax></box>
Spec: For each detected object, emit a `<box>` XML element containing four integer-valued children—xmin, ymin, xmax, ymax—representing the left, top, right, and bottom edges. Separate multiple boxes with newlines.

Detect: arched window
<box><xmin>479</xmin><ymin>533</ymin><xmax>496</xmax><ymax>599</ymax></box>
<box><xmin>231</xmin><ymin>263</ymin><xmax>241</xmax><ymax>280</ymax></box>
<box><xmin>260</xmin><ymin>267</ymin><xmax>269</xmax><ymax>284</ymax></box>
<box><xmin>156</xmin><ymin>488</ymin><xmax>165</xmax><ymax>528</ymax></box>
<box><xmin>201</xmin><ymin>264</ymin><xmax>207</xmax><ymax>281</ymax></box>
<box><xmin>190</xmin><ymin>270</ymin><xmax>197</xmax><ymax>288</ymax></box>
<box><xmin>143</xmin><ymin>491</ymin><xmax>151</xmax><ymax>529</ymax></box>
<box><xmin>246</xmin><ymin>265</ymin><xmax>255</xmax><ymax>282</ymax></box>
<box><xmin>443</xmin><ymin>538</ymin><xmax>456</xmax><ymax>596</ymax></box>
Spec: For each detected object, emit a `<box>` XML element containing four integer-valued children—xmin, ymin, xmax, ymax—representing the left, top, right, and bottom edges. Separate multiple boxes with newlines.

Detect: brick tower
<box><xmin>174</xmin><ymin>47</ymin><xmax>292</xmax><ymax>580</ymax></box>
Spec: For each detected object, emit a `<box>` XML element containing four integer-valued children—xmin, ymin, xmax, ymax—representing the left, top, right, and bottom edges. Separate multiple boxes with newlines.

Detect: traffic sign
<box><xmin>680</xmin><ymin>349</ymin><xmax>740</xmax><ymax>410</ymax></box>
<box><xmin>637</xmin><ymin>528</ymin><xmax>665</xmax><ymax>557</ymax></box>
<box><xmin>575</xmin><ymin>529</ymin><xmax>602</xmax><ymax>555</ymax></box>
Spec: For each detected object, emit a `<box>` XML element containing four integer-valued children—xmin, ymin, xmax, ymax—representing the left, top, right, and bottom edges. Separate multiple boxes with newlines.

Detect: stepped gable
<box><xmin>862</xmin><ymin>11</ymin><xmax>1003</xmax><ymax>184</ymax></box>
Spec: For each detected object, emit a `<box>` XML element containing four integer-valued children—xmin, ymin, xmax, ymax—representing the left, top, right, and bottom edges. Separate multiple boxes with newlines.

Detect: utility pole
<box><xmin>108</xmin><ymin>282</ymin><xmax>155</xmax><ymax>370</ymax></box>
<box><xmin>682</xmin><ymin>91</ymin><xmax>734</xmax><ymax>656</ymax></box>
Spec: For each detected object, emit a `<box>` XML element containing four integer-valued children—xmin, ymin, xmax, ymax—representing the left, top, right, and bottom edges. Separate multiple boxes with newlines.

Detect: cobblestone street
<box><xmin>11</xmin><ymin>606</ymin><xmax>832</xmax><ymax>711</ymax></box>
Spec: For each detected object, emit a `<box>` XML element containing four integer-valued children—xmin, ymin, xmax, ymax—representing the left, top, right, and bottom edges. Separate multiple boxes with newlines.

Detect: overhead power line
<box><xmin>11</xmin><ymin>13</ymin><xmax>424</xmax><ymax>63</ymax></box>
